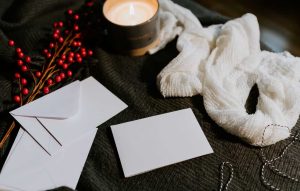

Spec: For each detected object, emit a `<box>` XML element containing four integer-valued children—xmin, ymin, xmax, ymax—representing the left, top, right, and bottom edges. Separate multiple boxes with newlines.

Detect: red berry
<box><xmin>53</xmin><ymin>33</ymin><xmax>59</xmax><ymax>39</ymax></box>
<box><xmin>17</xmin><ymin>60</ymin><xmax>23</xmax><ymax>66</ymax></box>
<box><xmin>67</xmin><ymin>70</ymin><xmax>72</xmax><ymax>77</ymax></box>
<box><xmin>61</xmin><ymin>54</ymin><xmax>66</xmax><ymax>60</ymax></box>
<box><xmin>88</xmin><ymin>50</ymin><xmax>93</xmax><ymax>56</ymax></box>
<box><xmin>55</xmin><ymin>76</ymin><xmax>62</xmax><ymax>83</ymax></box>
<box><xmin>86</xmin><ymin>1</ymin><xmax>94</xmax><ymax>7</ymax></box>
<box><xmin>58</xmin><ymin>21</ymin><xmax>64</xmax><ymax>28</ymax></box>
<box><xmin>81</xmin><ymin>48</ymin><xmax>86</xmax><ymax>52</ymax></box>
<box><xmin>21</xmin><ymin>65</ymin><xmax>28</xmax><ymax>72</ymax></box>
<box><xmin>74</xmin><ymin>14</ymin><xmax>79</xmax><ymax>20</ymax></box>
<box><xmin>57</xmin><ymin>59</ymin><xmax>63</xmax><ymax>65</ymax></box>
<box><xmin>8</xmin><ymin>40</ymin><xmax>15</xmax><ymax>47</ymax></box>
<box><xmin>68</xmin><ymin>52</ymin><xmax>74</xmax><ymax>57</ymax></box>
<box><xmin>35</xmin><ymin>71</ymin><xmax>42</xmax><ymax>78</ymax></box>
<box><xmin>47</xmin><ymin>53</ymin><xmax>52</xmax><ymax>58</ymax></box>
<box><xmin>43</xmin><ymin>87</ymin><xmax>50</xmax><ymax>94</ymax></box>
<box><xmin>77</xmin><ymin>57</ymin><xmax>82</xmax><ymax>63</ymax></box>
<box><xmin>54</xmin><ymin>29</ymin><xmax>60</xmax><ymax>34</ymax></box>
<box><xmin>25</xmin><ymin>56</ymin><xmax>31</xmax><ymax>63</ymax></box>
<box><xmin>16</xmin><ymin>48</ymin><xmax>22</xmax><ymax>53</ymax></box>
<box><xmin>64</xmin><ymin>30</ymin><xmax>70</xmax><ymax>35</ymax></box>
<box><xmin>15</xmin><ymin>73</ymin><xmax>21</xmax><ymax>79</ymax></box>
<box><xmin>18</xmin><ymin>52</ymin><xmax>24</xmax><ymax>58</ymax></box>
<box><xmin>43</xmin><ymin>49</ymin><xmax>48</xmax><ymax>54</ymax></box>
<box><xmin>53</xmin><ymin>22</ymin><xmax>58</xmax><ymax>28</ymax></box>
<box><xmin>81</xmin><ymin>51</ymin><xmax>87</xmax><ymax>57</ymax></box>
<box><xmin>73</xmin><ymin>25</ymin><xmax>79</xmax><ymax>31</ymax></box>
<box><xmin>75</xmin><ymin>53</ymin><xmax>81</xmax><ymax>58</ymax></box>
<box><xmin>58</xmin><ymin>37</ymin><xmax>64</xmax><ymax>43</ymax></box>
<box><xmin>49</xmin><ymin>43</ymin><xmax>55</xmax><ymax>49</ymax></box>
<box><xmin>22</xmin><ymin>88</ymin><xmax>29</xmax><ymax>95</ymax></box>
<box><xmin>62</xmin><ymin>63</ymin><xmax>68</xmax><ymax>69</ymax></box>
<box><xmin>67</xmin><ymin>9</ymin><xmax>73</xmax><ymax>15</ymax></box>
<box><xmin>13</xmin><ymin>95</ymin><xmax>21</xmax><ymax>103</ymax></box>
<box><xmin>68</xmin><ymin>57</ymin><xmax>74</xmax><ymax>63</ymax></box>
<box><xmin>21</xmin><ymin>78</ymin><xmax>27</xmax><ymax>85</ymax></box>
<box><xmin>77</xmin><ymin>41</ymin><xmax>82</xmax><ymax>47</ymax></box>
<box><xmin>60</xmin><ymin>72</ymin><xmax>66</xmax><ymax>79</ymax></box>
<box><xmin>72</xmin><ymin>41</ymin><xmax>78</xmax><ymax>47</ymax></box>
<box><xmin>47</xmin><ymin>78</ymin><xmax>53</xmax><ymax>85</ymax></box>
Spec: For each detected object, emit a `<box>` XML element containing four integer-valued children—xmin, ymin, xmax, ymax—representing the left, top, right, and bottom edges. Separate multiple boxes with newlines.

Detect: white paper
<box><xmin>111</xmin><ymin>108</ymin><xmax>214</xmax><ymax>177</ymax></box>
<box><xmin>10</xmin><ymin>76</ymin><xmax>128</xmax><ymax>155</ymax></box>
<box><xmin>0</xmin><ymin>76</ymin><xmax>128</xmax><ymax>190</ymax></box>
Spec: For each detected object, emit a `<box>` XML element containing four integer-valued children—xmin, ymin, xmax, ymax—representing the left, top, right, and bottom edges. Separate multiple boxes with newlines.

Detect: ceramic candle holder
<box><xmin>103</xmin><ymin>0</ymin><xmax>160</xmax><ymax>56</ymax></box>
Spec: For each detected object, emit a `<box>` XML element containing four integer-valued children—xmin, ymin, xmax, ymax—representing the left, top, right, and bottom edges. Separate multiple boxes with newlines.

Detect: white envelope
<box><xmin>111</xmin><ymin>108</ymin><xmax>214</xmax><ymax>177</ymax></box>
<box><xmin>0</xmin><ymin>76</ymin><xmax>128</xmax><ymax>190</ymax></box>
<box><xmin>10</xmin><ymin>76</ymin><xmax>128</xmax><ymax>155</ymax></box>
<box><xmin>0</xmin><ymin>128</ymin><xmax>97</xmax><ymax>191</ymax></box>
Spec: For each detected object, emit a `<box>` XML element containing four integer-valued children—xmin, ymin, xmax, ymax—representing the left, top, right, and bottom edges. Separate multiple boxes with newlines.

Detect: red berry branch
<box><xmin>0</xmin><ymin>0</ymin><xmax>98</xmax><ymax>150</ymax></box>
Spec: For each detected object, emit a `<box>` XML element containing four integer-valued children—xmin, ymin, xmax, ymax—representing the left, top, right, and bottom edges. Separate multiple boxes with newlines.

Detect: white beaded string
<box><xmin>260</xmin><ymin>124</ymin><xmax>300</xmax><ymax>190</ymax></box>
<box><xmin>219</xmin><ymin>161</ymin><xmax>234</xmax><ymax>191</ymax></box>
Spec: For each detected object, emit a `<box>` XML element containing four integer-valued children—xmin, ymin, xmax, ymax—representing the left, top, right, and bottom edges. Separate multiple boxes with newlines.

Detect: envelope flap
<box><xmin>10</xmin><ymin>81</ymin><xmax>80</xmax><ymax>119</ymax></box>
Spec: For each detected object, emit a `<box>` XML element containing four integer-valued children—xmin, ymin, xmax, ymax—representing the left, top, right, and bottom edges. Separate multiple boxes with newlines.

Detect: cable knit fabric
<box><xmin>153</xmin><ymin>0</ymin><xmax>300</xmax><ymax>146</ymax></box>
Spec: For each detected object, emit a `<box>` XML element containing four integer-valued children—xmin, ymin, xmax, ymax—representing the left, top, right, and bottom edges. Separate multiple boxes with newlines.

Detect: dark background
<box><xmin>0</xmin><ymin>0</ymin><xmax>299</xmax><ymax>191</ymax></box>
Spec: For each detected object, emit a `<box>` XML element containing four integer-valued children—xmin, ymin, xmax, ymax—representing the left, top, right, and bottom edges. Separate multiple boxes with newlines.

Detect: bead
<box><xmin>62</xmin><ymin>63</ymin><xmax>68</xmax><ymax>69</ymax></box>
<box><xmin>16</xmin><ymin>48</ymin><xmax>22</xmax><ymax>53</ymax></box>
<box><xmin>21</xmin><ymin>65</ymin><xmax>28</xmax><ymax>72</ymax></box>
<box><xmin>67</xmin><ymin>9</ymin><xmax>73</xmax><ymax>15</ymax></box>
<box><xmin>43</xmin><ymin>87</ymin><xmax>50</xmax><ymax>94</ymax></box>
<box><xmin>67</xmin><ymin>70</ymin><xmax>72</xmax><ymax>77</ymax></box>
<box><xmin>22</xmin><ymin>88</ymin><xmax>29</xmax><ymax>95</ymax></box>
<box><xmin>25</xmin><ymin>56</ymin><xmax>31</xmax><ymax>63</ymax></box>
<box><xmin>17</xmin><ymin>60</ymin><xmax>23</xmax><ymax>66</ymax></box>
<box><xmin>14</xmin><ymin>73</ymin><xmax>21</xmax><ymax>79</ymax></box>
<box><xmin>21</xmin><ymin>78</ymin><xmax>27</xmax><ymax>85</ymax></box>
<box><xmin>18</xmin><ymin>52</ymin><xmax>24</xmax><ymax>58</ymax></box>
<box><xmin>13</xmin><ymin>95</ymin><xmax>21</xmax><ymax>103</ymax></box>
<box><xmin>47</xmin><ymin>78</ymin><xmax>53</xmax><ymax>85</ymax></box>
<box><xmin>8</xmin><ymin>40</ymin><xmax>15</xmax><ymax>47</ymax></box>
<box><xmin>60</xmin><ymin>72</ymin><xmax>66</xmax><ymax>79</ymax></box>
<box><xmin>35</xmin><ymin>71</ymin><xmax>42</xmax><ymax>78</ymax></box>
<box><xmin>55</xmin><ymin>76</ymin><xmax>62</xmax><ymax>83</ymax></box>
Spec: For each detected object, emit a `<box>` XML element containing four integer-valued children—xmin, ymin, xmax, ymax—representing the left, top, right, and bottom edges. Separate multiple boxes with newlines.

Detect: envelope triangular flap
<box><xmin>10</xmin><ymin>81</ymin><xmax>80</xmax><ymax>119</ymax></box>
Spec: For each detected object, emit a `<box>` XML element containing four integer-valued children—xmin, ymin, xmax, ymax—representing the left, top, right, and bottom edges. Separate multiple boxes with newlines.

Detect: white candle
<box><xmin>105</xmin><ymin>1</ymin><xmax>157</xmax><ymax>26</ymax></box>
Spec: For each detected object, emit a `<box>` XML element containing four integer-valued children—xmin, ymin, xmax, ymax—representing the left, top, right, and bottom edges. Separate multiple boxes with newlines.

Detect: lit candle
<box><xmin>104</xmin><ymin>1</ymin><xmax>157</xmax><ymax>26</ymax></box>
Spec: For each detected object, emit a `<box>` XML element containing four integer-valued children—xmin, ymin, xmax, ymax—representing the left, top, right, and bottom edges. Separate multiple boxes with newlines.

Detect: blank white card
<box><xmin>111</xmin><ymin>108</ymin><xmax>214</xmax><ymax>177</ymax></box>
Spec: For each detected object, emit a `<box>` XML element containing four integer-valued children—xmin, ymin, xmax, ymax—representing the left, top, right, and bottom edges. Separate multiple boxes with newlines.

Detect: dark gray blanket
<box><xmin>0</xmin><ymin>0</ymin><xmax>299</xmax><ymax>190</ymax></box>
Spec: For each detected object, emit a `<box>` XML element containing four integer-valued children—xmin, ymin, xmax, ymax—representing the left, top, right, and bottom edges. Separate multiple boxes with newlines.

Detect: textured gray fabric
<box><xmin>0</xmin><ymin>0</ymin><xmax>299</xmax><ymax>190</ymax></box>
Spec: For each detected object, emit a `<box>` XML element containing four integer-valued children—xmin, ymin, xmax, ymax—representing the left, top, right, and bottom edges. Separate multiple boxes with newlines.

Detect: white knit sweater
<box><xmin>151</xmin><ymin>0</ymin><xmax>300</xmax><ymax>146</ymax></box>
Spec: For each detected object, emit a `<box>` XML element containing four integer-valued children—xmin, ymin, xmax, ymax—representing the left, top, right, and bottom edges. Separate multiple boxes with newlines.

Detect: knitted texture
<box><xmin>154</xmin><ymin>0</ymin><xmax>300</xmax><ymax>146</ymax></box>
<box><xmin>1</xmin><ymin>0</ymin><xmax>300</xmax><ymax>190</ymax></box>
